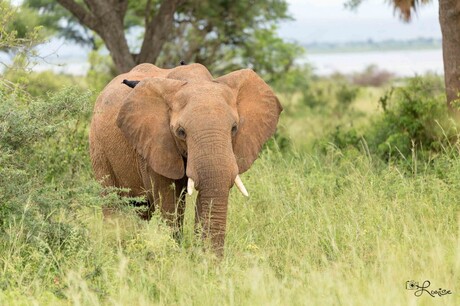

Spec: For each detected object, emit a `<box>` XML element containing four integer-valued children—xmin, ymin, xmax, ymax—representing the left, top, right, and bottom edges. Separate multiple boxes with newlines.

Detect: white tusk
<box><xmin>187</xmin><ymin>178</ymin><xmax>195</xmax><ymax>195</ymax></box>
<box><xmin>234</xmin><ymin>175</ymin><xmax>249</xmax><ymax>197</ymax></box>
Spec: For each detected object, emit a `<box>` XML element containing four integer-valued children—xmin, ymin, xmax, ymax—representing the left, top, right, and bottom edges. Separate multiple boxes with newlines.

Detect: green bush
<box><xmin>367</xmin><ymin>75</ymin><xmax>453</xmax><ymax>161</ymax></box>
<box><xmin>3</xmin><ymin>69</ymin><xmax>86</xmax><ymax>97</ymax></box>
<box><xmin>271</xmin><ymin>65</ymin><xmax>312</xmax><ymax>95</ymax></box>
<box><xmin>0</xmin><ymin>86</ymin><xmax>91</xmax><ymax>151</ymax></box>
<box><xmin>334</xmin><ymin>84</ymin><xmax>359</xmax><ymax>116</ymax></box>
<box><xmin>263</xmin><ymin>125</ymin><xmax>292</xmax><ymax>153</ymax></box>
<box><xmin>328</xmin><ymin>125</ymin><xmax>361</xmax><ymax>150</ymax></box>
<box><xmin>325</xmin><ymin>75</ymin><xmax>457</xmax><ymax>164</ymax></box>
<box><xmin>0</xmin><ymin>84</ymin><xmax>97</xmax><ymax>284</ymax></box>
<box><xmin>300</xmin><ymin>78</ymin><xmax>359</xmax><ymax>114</ymax></box>
<box><xmin>301</xmin><ymin>85</ymin><xmax>329</xmax><ymax>109</ymax></box>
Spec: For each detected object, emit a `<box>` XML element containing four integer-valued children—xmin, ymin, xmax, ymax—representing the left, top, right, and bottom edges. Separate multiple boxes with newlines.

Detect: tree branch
<box><xmin>145</xmin><ymin>0</ymin><xmax>153</xmax><ymax>25</ymax></box>
<box><xmin>56</xmin><ymin>0</ymin><xmax>98</xmax><ymax>31</ymax></box>
<box><xmin>116</xmin><ymin>0</ymin><xmax>129</xmax><ymax>20</ymax></box>
<box><xmin>138</xmin><ymin>0</ymin><xmax>186</xmax><ymax>64</ymax></box>
<box><xmin>58</xmin><ymin>0</ymin><xmax>133</xmax><ymax>73</ymax></box>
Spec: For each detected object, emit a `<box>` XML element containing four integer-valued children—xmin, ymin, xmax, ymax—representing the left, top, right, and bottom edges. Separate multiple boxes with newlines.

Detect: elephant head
<box><xmin>116</xmin><ymin>64</ymin><xmax>282</xmax><ymax>254</ymax></box>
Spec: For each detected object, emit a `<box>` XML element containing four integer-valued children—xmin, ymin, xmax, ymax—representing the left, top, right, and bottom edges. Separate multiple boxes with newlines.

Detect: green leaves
<box><xmin>0</xmin><ymin>86</ymin><xmax>92</xmax><ymax>151</ymax></box>
<box><xmin>0</xmin><ymin>2</ymin><xmax>44</xmax><ymax>61</ymax></box>
<box><xmin>25</xmin><ymin>0</ymin><xmax>94</xmax><ymax>47</ymax></box>
<box><xmin>239</xmin><ymin>26</ymin><xmax>304</xmax><ymax>84</ymax></box>
<box><xmin>154</xmin><ymin>0</ymin><xmax>299</xmax><ymax>80</ymax></box>
<box><xmin>21</xmin><ymin>0</ymin><xmax>300</xmax><ymax>81</ymax></box>
<box><xmin>368</xmin><ymin>75</ymin><xmax>449</xmax><ymax>161</ymax></box>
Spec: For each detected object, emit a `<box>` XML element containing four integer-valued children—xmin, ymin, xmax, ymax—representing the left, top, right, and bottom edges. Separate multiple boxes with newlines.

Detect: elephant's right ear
<box><xmin>117</xmin><ymin>78</ymin><xmax>187</xmax><ymax>180</ymax></box>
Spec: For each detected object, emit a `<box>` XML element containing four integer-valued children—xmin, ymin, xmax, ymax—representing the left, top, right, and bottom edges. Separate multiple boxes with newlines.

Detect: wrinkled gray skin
<box><xmin>89</xmin><ymin>63</ymin><xmax>282</xmax><ymax>255</ymax></box>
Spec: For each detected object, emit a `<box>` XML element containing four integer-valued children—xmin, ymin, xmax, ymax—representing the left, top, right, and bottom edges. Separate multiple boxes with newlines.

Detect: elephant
<box><xmin>89</xmin><ymin>63</ymin><xmax>282</xmax><ymax>255</ymax></box>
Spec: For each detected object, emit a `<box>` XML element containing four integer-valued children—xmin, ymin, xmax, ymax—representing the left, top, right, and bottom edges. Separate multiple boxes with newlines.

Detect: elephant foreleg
<box><xmin>142</xmin><ymin>165</ymin><xmax>187</xmax><ymax>238</ymax></box>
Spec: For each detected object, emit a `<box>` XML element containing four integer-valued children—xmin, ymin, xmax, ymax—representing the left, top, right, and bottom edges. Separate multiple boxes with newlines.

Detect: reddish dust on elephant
<box><xmin>89</xmin><ymin>63</ymin><xmax>282</xmax><ymax>255</ymax></box>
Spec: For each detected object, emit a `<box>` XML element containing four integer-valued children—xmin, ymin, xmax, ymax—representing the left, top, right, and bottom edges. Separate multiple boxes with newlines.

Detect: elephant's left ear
<box><xmin>216</xmin><ymin>69</ymin><xmax>283</xmax><ymax>173</ymax></box>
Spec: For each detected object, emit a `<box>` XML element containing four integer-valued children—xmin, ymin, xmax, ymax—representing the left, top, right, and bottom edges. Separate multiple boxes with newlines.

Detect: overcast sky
<box><xmin>279</xmin><ymin>0</ymin><xmax>441</xmax><ymax>43</ymax></box>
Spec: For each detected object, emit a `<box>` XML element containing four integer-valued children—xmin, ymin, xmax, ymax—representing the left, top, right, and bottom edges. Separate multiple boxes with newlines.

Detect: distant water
<box><xmin>1</xmin><ymin>48</ymin><xmax>444</xmax><ymax>77</ymax></box>
<box><xmin>302</xmin><ymin>49</ymin><xmax>444</xmax><ymax>76</ymax></box>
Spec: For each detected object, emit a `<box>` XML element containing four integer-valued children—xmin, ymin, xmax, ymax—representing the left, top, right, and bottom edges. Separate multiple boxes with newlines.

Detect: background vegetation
<box><xmin>1</xmin><ymin>1</ymin><xmax>459</xmax><ymax>305</ymax></box>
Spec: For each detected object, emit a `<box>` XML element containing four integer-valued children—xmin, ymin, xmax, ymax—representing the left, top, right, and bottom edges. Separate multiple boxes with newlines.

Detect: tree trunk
<box><xmin>57</xmin><ymin>0</ymin><xmax>184</xmax><ymax>73</ymax></box>
<box><xmin>439</xmin><ymin>0</ymin><xmax>460</xmax><ymax>111</ymax></box>
<box><xmin>99</xmin><ymin>21</ymin><xmax>135</xmax><ymax>73</ymax></box>
<box><xmin>137</xmin><ymin>0</ymin><xmax>185</xmax><ymax>65</ymax></box>
<box><xmin>57</xmin><ymin>0</ymin><xmax>135</xmax><ymax>73</ymax></box>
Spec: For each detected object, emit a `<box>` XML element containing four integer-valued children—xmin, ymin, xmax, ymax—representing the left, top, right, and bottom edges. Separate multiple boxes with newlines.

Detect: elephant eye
<box><xmin>231</xmin><ymin>123</ymin><xmax>238</xmax><ymax>136</ymax></box>
<box><xmin>176</xmin><ymin>127</ymin><xmax>186</xmax><ymax>139</ymax></box>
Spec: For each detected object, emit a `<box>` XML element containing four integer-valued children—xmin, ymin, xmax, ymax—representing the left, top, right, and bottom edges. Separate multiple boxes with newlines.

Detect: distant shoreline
<box><xmin>304</xmin><ymin>38</ymin><xmax>442</xmax><ymax>54</ymax></box>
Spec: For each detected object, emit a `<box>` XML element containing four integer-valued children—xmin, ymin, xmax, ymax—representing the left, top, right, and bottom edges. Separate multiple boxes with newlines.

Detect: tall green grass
<box><xmin>0</xmin><ymin>79</ymin><xmax>458</xmax><ymax>305</ymax></box>
<box><xmin>1</xmin><ymin>148</ymin><xmax>458</xmax><ymax>305</ymax></box>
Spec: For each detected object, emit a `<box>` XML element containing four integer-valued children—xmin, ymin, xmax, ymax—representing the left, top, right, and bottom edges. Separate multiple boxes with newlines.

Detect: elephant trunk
<box><xmin>186</xmin><ymin>130</ymin><xmax>238</xmax><ymax>256</ymax></box>
<box><xmin>196</xmin><ymin>191</ymin><xmax>229</xmax><ymax>255</ymax></box>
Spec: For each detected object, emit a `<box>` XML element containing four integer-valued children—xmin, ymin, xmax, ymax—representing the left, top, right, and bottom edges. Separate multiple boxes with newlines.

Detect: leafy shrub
<box><xmin>0</xmin><ymin>84</ymin><xmax>101</xmax><ymax>289</ymax></box>
<box><xmin>0</xmin><ymin>86</ymin><xmax>91</xmax><ymax>151</ymax></box>
<box><xmin>271</xmin><ymin>65</ymin><xmax>312</xmax><ymax>95</ymax></box>
<box><xmin>326</xmin><ymin>75</ymin><xmax>456</xmax><ymax>163</ymax></box>
<box><xmin>301</xmin><ymin>85</ymin><xmax>329</xmax><ymax>109</ymax></box>
<box><xmin>334</xmin><ymin>84</ymin><xmax>359</xmax><ymax>116</ymax></box>
<box><xmin>328</xmin><ymin>125</ymin><xmax>361</xmax><ymax>150</ymax></box>
<box><xmin>0</xmin><ymin>2</ymin><xmax>44</xmax><ymax>61</ymax></box>
<box><xmin>300</xmin><ymin>78</ymin><xmax>359</xmax><ymax>114</ymax></box>
<box><xmin>3</xmin><ymin>69</ymin><xmax>86</xmax><ymax>97</ymax></box>
<box><xmin>367</xmin><ymin>75</ymin><xmax>451</xmax><ymax>161</ymax></box>
<box><xmin>0</xmin><ymin>8</ymin><xmax>173</xmax><ymax>301</ymax></box>
<box><xmin>263</xmin><ymin>125</ymin><xmax>291</xmax><ymax>153</ymax></box>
